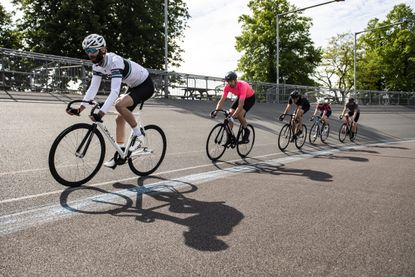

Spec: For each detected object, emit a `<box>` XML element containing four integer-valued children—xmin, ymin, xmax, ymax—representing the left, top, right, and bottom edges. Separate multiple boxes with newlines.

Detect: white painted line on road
<box><xmin>0</xmin><ymin>152</ymin><xmax>282</xmax><ymax>205</ymax></box>
<box><xmin>3</xmin><ymin>140</ymin><xmax>414</xmax><ymax>236</ymax></box>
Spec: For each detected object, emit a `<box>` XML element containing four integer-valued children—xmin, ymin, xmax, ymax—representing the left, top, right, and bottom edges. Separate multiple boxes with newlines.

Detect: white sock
<box><xmin>132</xmin><ymin>127</ymin><xmax>142</xmax><ymax>137</ymax></box>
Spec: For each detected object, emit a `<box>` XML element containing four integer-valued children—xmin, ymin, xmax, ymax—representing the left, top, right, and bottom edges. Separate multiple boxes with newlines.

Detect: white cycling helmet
<box><xmin>82</xmin><ymin>34</ymin><xmax>106</xmax><ymax>49</ymax></box>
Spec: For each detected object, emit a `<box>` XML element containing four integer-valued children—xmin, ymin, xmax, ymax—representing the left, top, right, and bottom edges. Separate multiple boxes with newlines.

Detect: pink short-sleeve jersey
<box><xmin>223</xmin><ymin>80</ymin><xmax>255</xmax><ymax>100</ymax></box>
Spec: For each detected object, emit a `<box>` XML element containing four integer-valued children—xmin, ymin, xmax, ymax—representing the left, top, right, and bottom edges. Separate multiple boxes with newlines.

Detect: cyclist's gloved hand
<box><xmin>310</xmin><ymin>116</ymin><xmax>314</xmax><ymax>121</ymax></box>
<box><xmin>66</xmin><ymin>107</ymin><xmax>80</xmax><ymax>116</ymax></box>
<box><xmin>89</xmin><ymin>112</ymin><xmax>103</xmax><ymax>123</ymax></box>
<box><xmin>339</xmin><ymin>115</ymin><xmax>343</xmax><ymax>120</ymax></box>
<box><xmin>210</xmin><ymin>110</ymin><xmax>217</xmax><ymax>118</ymax></box>
<box><xmin>279</xmin><ymin>114</ymin><xmax>285</xmax><ymax>121</ymax></box>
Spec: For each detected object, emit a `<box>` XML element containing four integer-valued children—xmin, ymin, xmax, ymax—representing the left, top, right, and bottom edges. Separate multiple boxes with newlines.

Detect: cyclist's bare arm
<box><xmin>215</xmin><ymin>94</ymin><xmax>227</xmax><ymax>111</ymax></box>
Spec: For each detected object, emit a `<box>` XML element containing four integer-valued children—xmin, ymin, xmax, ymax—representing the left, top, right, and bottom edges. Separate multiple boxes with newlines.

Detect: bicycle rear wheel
<box><xmin>278</xmin><ymin>124</ymin><xmax>291</xmax><ymax>151</ymax></box>
<box><xmin>320</xmin><ymin>123</ymin><xmax>330</xmax><ymax>143</ymax></box>
<box><xmin>128</xmin><ymin>125</ymin><xmax>167</xmax><ymax>176</ymax></box>
<box><xmin>295</xmin><ymin>124</ymin><xmax>307</xmax><ymax>149</ymax></box>
<box><xmin>338</xmin><ymin>123</ymin><xmax>348</xmax><ymax>143</ymax></box>
<box><xmin>236</xmin><ymin>124</ymin><xmax>255</xmax><ymax>158</ymax></box>
<box><xmin>206</xmin><ymin>123</ymin><xmax>228</xmax><ymax>161</ymax></box>
<box><xmin>309</xmin><ymin>123</ymin><xmax>319</xmax><ymax>144</ymax></box>
<box><xmin>48</xmin><ymin>123</ymin><xmax>105</xmax><ymax>187</ymax></box>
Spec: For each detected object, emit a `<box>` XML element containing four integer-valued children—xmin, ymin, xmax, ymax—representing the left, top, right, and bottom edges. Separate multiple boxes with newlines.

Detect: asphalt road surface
<box><xmin>1</xmin><ymin>92</ymin><xmax>415</xmax><ymax>276</ymax></box>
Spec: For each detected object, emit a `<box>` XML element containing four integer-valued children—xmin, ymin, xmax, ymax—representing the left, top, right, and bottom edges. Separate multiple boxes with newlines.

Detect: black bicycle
<box><xmin>338</xmin><ymin>115</ymin><xmax>357</xmax><ymax>143</ymax></box>
<box><xmin>309</xmin><ymin>115</ymin><xmax>330</xmax><ymax>144</ymax></box>
<box><xmin>278</xmin><ymin>113</ymin><xmax>307</xmax><ymax>151</ymax></box>
<box><xmin>48</xmin><ymin>100</ymin><xmax>167</xmax><ymax>187</ymax></box>
<box><xmin>206</xmin><ymin>110</ymin><xmax>255</xmax><ymax>161</ymax></box>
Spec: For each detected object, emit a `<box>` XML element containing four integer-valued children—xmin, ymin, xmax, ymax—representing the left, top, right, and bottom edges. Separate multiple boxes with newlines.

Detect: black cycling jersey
<box><xmin>289</xmin><ymin>96</ymin><xmax>310</xmax><ymax>112</ymax></box>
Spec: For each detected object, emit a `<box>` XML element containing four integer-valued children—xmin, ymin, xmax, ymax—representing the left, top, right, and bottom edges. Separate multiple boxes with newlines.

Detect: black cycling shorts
<box><xmin>348</xmin><ymin>111</ymin><xmax>360</xmax><ymax>122</ymax></box>
<box><xmin>231</xmin><ymin>94</ymin><xmax>256</xmax><ymax>113</ymax></box>
<box><xmin>126</xmin><ymin>75</ymin><xmax>155</xmax><ymax>111</ymax></box>
<box><xmin>321</xmin><ymin>110</ymin><xmax>332</xmax><ymax>117</ymax></box>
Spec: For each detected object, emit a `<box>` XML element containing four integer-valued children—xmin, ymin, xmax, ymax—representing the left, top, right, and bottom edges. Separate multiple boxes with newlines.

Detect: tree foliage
<box><xmin>0</xmin><ymin>4</ymin><xmax>21</xmax><ymax>48</ymax></box>
<box><xmin>357</xmin><ymin>4</ymin><xmax>415</xmax><ymax>92</ymax></box>
<box><xmin>11</xmin><ymin>0</ymin><xmax>189</xmax><ymax>69</ymax></box>
<box><xmin>235</xmin><ymin>0</ymin><xmax>321</xmax><ymax>85</ymax></box>
<box><xmin>314</xmin><ymin>33</ymin><xmax>354</xmax><ymax>103</ymax></box>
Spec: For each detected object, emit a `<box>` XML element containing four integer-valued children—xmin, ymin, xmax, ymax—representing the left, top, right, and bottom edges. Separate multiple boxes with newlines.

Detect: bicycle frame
<box><xmin>73</xmin><ymin>100</ymin><xmax>148</xmax><ymax>160</ymax></box>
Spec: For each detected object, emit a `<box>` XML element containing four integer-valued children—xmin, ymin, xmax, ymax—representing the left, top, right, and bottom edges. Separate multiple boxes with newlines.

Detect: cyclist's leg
<box><xmin>116</xmin><ymin>76</ymin><xmax>154</xmax><ymax>129</ymax></box>
<box><xmin>352</xmin><ymin>112</ymin><xmax>360</xmax><ymax>133</ymax></box>
<box><xmin>237</xmin><ymin>94</ymin><xmax>255</xmax><ymax>128</ymax></box>
<box><xmin>295</xmin><ymin>108</ymin><xmax>305</xmax><ymax>134</ymax></box>
<box><xmin>228</xmin><ymin>98</ymin><xmax>239</xmax><ymax>129</ymax></box>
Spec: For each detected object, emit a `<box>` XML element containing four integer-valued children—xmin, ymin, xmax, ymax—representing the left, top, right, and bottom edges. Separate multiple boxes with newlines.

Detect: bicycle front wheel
<box><xmin>295</xmin><ymin>124</ymin><xmax>307</xmax><ymax>149</ymax></box>
<box><xmin>48</xmin><ymin>123</ymin><xmax>105</xmax><ymax>187</ymax></box>
<box><xmin>278</xmin><ymin>124</ymin><xmax>292</xmax><ymax>151</ymax></box>
<box><xmin>338</xmin><ymin>123</ymin><xmax>348</xmax><ymax>143</ymax></box>
<box><xmin>236</xmin><ymin>124</ymin><xmax>255</xmax><ymax>158</ymax></box>
<box><xmin>320</xmin><ymin>123</ymin><xmax>330</xmax><ymax>143</ymax></box>
<box><xmin>128</xmin><ymin>125</ymin><xmax>167</xmax><ymax>176</ymax></box>
<box><xmin>309</xmin><ymin>123</ymin><xmax>319</xmax><ymax>144</ymax></box>
<box><xmin>206</xmin><ymin>123</ymin><xmax>228</xmax><ymax>161</ymax></box>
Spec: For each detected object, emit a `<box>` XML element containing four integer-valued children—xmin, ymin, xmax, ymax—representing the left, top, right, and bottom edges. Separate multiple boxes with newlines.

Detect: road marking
<box><xmin>3</xmin><ymin>140</ymin><xmax>414</xmax><ymax>235</ymax></box>
<box><xmin>0</xmin><ymin>152</ymin><xmax>282</xmax><ymax>205</ymax></box>
<box><xmin>0</xmin><ymin>140</ymin><xmax>415</xmax><ymax>235</ymax></box>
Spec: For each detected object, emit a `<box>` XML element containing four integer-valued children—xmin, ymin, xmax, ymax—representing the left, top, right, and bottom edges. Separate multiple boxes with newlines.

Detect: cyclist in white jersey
<box><xmin>66</xmin><ymin>34</ymin><xmax>155</xmax><ymax>168</ymax></box>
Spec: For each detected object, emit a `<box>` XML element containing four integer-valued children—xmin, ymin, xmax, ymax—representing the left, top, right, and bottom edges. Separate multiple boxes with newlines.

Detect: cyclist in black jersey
<box><xmin>340</xmin><ymin>97</ymin><xmax>360</xmax><ymax>139</ymax></box>
<box><xmin>279</xmin><ymin>90</ymin><xmax>310</xmax><ymax>140</ymax></box>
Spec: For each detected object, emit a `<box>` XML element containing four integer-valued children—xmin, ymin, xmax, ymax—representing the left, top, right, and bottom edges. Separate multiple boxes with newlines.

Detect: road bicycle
<box><xmin>338</xmin><ymin>115</ymin><xmax>358</xmax><ymax>143</ymax></box>
<box><xmin>309</xmin><ymin>115</ymin><xmax>330</xmax><ymax>144</ymax></box>
<box><xmin>206</xmin><ymin>109</ymin><xmax>255</xmax><ymax>161</ymax></box>
<box><xmin>48</xmin><ymin>100</ymin><xmax>167</xmax><ymax>187</ymax></box>
<box><xmin>277</xmin><ymin>113</ymin><xmax>307</xmax><ymax>151</ymax></box>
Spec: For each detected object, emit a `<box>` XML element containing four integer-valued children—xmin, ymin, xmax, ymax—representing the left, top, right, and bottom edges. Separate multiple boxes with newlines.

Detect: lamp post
<box><xmin>276</xmin><ymin>0</ymin><xmax>345</xmax><ymax>102</ymax></box>
<box><xmin>353</xmin><ymin>21</ymin><xmax>406</xmax><ymax>97</ymax></box>
<box><xmin>164</xmin><ymin>0</ymin><xmax>169</xmax><ymax>98</ymax></box>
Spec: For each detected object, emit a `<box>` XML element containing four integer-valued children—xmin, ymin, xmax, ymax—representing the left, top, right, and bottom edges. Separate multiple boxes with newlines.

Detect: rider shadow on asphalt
<box><xmin>210</xmin><ymin>158</ymin><xmax>333</xmax><ymax>183</ymax></box>
<box><xmin>59</xmin><ymin>176</ymin><xmax>244</xmax><ymax>252</ymax></box>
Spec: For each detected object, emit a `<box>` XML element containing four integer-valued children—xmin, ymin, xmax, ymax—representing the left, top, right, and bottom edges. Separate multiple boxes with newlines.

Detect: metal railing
<box><xmin>1</xmin><ymin>47</ymin><xmax>414</xmax><ymax>105</ymax></box>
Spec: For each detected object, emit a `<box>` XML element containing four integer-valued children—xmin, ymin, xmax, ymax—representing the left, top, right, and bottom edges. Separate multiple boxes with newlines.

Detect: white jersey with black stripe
<box><xmin>82</xmin><ymin>52</ymin><xmax>149</xmax><ymax>113</ymax></box>
<box><xmin>92</xmin><ymin>52</ymin><xmax>149</xmax><ymax>88</ymax></box>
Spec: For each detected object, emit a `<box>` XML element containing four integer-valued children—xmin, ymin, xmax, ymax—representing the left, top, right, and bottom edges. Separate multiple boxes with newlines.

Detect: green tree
<box><xmin>0</xmin><ymin>4</ymin><xmax>21</xmax><ymax>48</ymax></box>
<box><xmin>357</xmin><ymin>4</ymin><xmax>415</xmax><ymax>92</ymax></box>
<box><xmin>235</xmin><ymin>0</ymin><xmax>321</xmax><ymax>85</ymax></box>
<box><xmin>314</xmin><ymin>33</ymin><xmax>354</xmax><ymax>103</ymax></box>
<box><xmin>13</xmin><ymin>0</ymin><xmax>189</xmax><ymax>69</ymax></box>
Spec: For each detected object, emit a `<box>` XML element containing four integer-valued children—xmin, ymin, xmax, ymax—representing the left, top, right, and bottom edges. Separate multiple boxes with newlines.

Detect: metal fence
<box><xmin>1</xmin><ymin>47</ymin><xmax>414</xmax><ymax>105</ymax></box>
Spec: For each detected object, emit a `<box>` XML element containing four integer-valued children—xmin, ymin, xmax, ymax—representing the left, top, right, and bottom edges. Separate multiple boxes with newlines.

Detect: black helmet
<box><xmin>348</xmin><ymin>97</ymin><xmax>355</xmax><ymax>103</ymax></box>
<box><xmin>290</xmin><ymin>89</ymin><xmax>300</xmax><ymax>98</ymax></box>
<box><xmin>225</xmin><ymin>71</ymin><xmax>237</xmax><ymax>81</ymax></box>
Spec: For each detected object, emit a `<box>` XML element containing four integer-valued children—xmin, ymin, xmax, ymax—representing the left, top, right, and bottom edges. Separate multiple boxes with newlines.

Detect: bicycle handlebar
<box><xmin>67</xmin><ymin>99</ymin><xmax>105</xmax><ymax>117</ymax></box>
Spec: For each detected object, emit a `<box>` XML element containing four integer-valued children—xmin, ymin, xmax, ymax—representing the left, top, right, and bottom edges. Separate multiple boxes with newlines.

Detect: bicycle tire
<box><xmin>278</xmin><ymin>124</ymin><xmax>292</xmax><ymax>151</ymax></box>
<box><xmin>338</xmin><ymin>123</ymin><xmax>348</xmax><ymax>143</ymax></box>
<box><xmin>320</xmin><ymin>123</ymin><xmax>330</xmax><ymax>143</ymax></box>
<box><xmin>295</xmin><ymin>124</ymin><xmax>307</xmax><ymax>149</ymax></box>
<box><xmin>206</xmin><ymin>123</ymin><xmax>228</xmax><ymax>161</ymax></box>
<box><xmin>236</xmin><ymin>124</ymin><xmax>255</xmax><ymax>158</ymax></box>
<box><xmin>309</xmin><ymin>123</ymin><xmax>319</xmax><ymax>144</ymax></box>
<box><xmin>48</xmin><ymin>123</ymin><xmax>105</xmax><ymax>187</ymax></box>
<box><xmin>128</xmin><ymin>125</ymin><xmax>167</xmax><ymax>176</ymax></box>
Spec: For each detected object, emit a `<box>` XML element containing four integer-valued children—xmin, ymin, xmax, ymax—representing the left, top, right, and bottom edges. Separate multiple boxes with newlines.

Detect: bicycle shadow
<box><xmin>210</xmin><ymin>158</ymin><xmax>333</xmax><ymax>183</ymax></box>
<box><xmin>59</xmin><ymin>176</ymin><xmax>244</xmax><ymax>252</ymax></box>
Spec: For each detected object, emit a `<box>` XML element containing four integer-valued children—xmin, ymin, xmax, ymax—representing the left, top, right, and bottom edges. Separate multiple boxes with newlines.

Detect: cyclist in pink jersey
<box><xmin>210</xmin><ymin>71</ymin><xmax>256</xmax><ymax>143</ymax></box>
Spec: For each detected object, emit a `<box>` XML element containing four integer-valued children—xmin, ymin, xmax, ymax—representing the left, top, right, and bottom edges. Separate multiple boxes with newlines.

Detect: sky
<box><xmin>174</xmin><ymin>0</ymin><xmax>415</xmax><ymax>77</ymax></box>
<box><xmin>1</xmin><ymin>0</ymin><xmax>414</xmax><ymax>78</ymax></box>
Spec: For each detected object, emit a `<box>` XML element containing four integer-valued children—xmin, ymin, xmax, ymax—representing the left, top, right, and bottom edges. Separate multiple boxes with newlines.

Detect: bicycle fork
<box><xmin>75</xmin><ymin>123</ymin><xmax>97</xmax><ymax>158</ymax></box>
